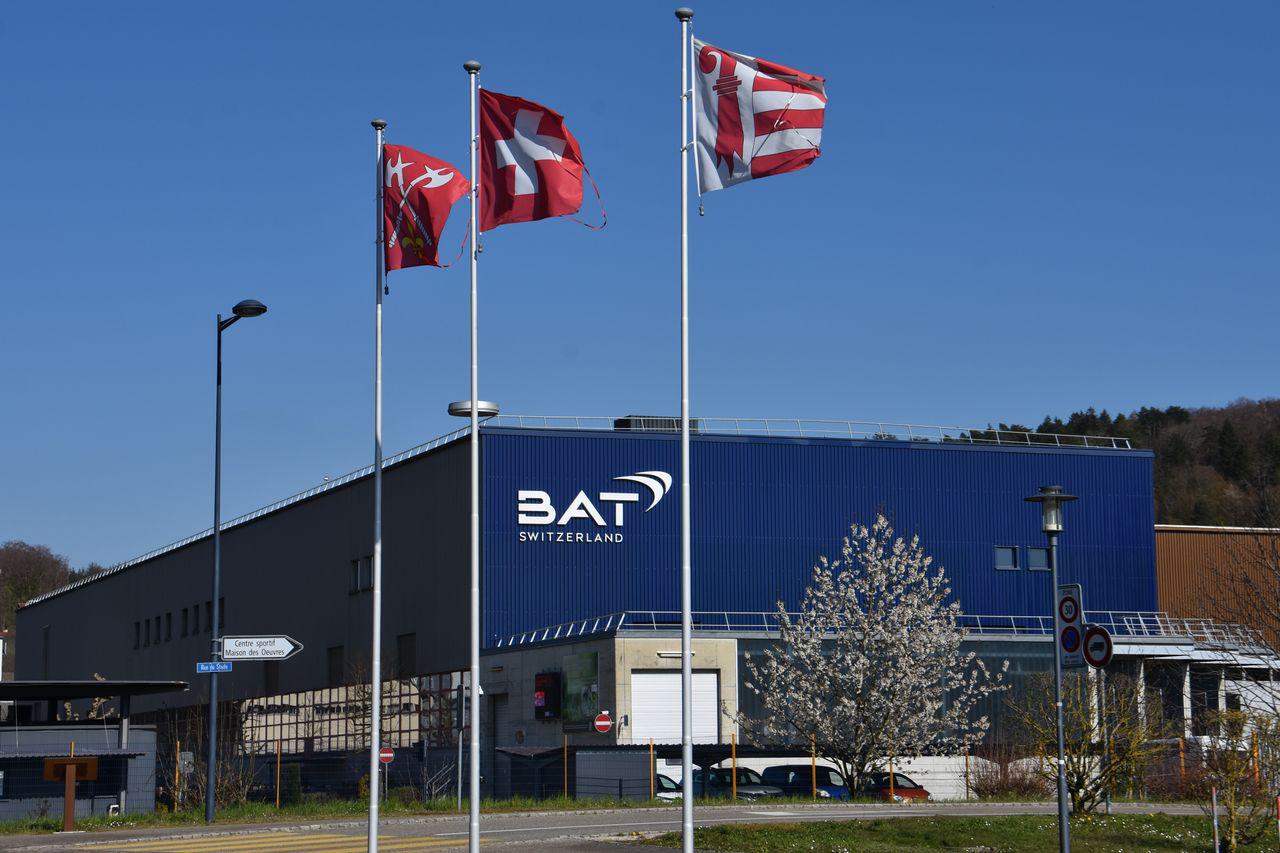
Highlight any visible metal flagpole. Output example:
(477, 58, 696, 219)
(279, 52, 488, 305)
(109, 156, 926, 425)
(463, 58, 482, 853)
(674, 8, 694, 853)
(367, 116, 387, 853)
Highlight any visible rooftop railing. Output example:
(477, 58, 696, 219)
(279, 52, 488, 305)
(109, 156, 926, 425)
(492, 609, 1267, 651)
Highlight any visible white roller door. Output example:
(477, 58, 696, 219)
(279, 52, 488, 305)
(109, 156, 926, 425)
(630, 671, 719, 744)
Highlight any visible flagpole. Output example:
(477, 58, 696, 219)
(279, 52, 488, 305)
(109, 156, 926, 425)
(675, 8, 694, 853)
(367, 117, 387, 853)
(463, 57, 482, 853)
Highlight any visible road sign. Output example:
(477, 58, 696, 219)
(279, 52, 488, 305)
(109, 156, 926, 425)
(196, 661, 233, 674)
(1056, 584, 1085, 669)
(593, 712, 613, 734)
(378, 746, 395, 764)
(219, 635, 304, 661)
(1083, 624, 1114, 669)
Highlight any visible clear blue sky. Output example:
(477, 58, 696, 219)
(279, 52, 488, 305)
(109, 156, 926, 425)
(2, 2, 1277, 567)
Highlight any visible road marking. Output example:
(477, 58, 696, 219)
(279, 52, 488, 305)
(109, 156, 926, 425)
(86, 834, 473, 852)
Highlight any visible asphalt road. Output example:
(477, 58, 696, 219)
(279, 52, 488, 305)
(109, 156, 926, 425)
(0, 801, 1207, 852)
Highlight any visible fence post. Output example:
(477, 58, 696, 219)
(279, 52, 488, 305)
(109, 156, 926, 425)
(889, 751, 895, 801)
(174, 738, 181, 813)
(1179, 737, 1186, 787)
(1211, 786, 1220, 852)
(964, 748, 970, 801)
(1253, 733, 1261, 787)
(731, 733, 737, 802)
(275, 735, 282, 808)
(563, 734, 568, 799)
(650, 738, 654, 801)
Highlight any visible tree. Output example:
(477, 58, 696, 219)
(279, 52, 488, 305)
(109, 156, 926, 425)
(0, 541, 74, 630)
(736, 515, 1007, 790)
(1199, 709, 1280, 852)
(1007, 671, 1173, 814)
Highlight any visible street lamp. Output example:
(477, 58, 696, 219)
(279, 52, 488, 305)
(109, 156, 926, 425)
(1025, 484, 1078, 852)
(206, 298, 268, 823)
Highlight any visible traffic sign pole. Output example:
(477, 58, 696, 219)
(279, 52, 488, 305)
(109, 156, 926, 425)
(1049, 533, 1071, 852)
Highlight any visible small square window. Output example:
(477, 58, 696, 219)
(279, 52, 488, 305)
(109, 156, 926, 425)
(182, 608, 189, 637)
(192, 602, 200, 634)
(994, 545, 1019, 571)
(165, 612, 172, 642)
(1028, 547, 1050, 572)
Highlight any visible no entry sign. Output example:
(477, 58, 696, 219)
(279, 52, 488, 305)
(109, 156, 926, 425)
(1083, 624, 1114, 669)
(593, 712, 613, 733)
(378, 746, 395, 764)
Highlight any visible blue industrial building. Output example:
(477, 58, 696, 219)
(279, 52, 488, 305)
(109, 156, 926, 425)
(19, 416, 1268, 801)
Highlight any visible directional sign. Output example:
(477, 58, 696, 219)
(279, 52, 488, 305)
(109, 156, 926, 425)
(196, 661, 233, 674)
(219, 635, 304, 661)
(1083, 624, 1114, 669)
(593, 711, 613, 734)
(1056, 584, 1085, 669)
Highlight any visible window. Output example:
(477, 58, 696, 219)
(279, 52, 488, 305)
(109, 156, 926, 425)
(144, 619, 151, 647)
(396, 633, 417, 679)
(181, 608, 189, 638)
(205, 601, 212, 633)
(1027, 547, 1050, 572)
(192, 603, 199, 634)
(134, 622, 140, 650)
(994, 546, 1019, 571)
(351, 556, 373, 593)
(165, 612, 172, 642)
(327, 646, 346, 687)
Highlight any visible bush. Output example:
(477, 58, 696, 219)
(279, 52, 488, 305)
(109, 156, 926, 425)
(970, 749, 1052, 800)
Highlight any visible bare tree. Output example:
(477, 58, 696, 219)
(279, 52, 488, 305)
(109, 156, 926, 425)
(1008, 671, 1173, 813)
(0, 541, 73, 630)
(1199, 709, 1280, 852)
(736, 515, 1007, 790)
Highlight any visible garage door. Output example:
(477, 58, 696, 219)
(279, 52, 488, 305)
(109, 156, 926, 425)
(630, 671, 719, 744)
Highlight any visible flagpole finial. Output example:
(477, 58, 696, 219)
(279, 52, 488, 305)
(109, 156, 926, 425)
(675, 7, 693, 21)
(371, 119, 387, 130)
(463, 60, 481, 74)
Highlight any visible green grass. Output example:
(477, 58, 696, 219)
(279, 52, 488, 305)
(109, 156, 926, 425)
(643, 814, 1278, 852)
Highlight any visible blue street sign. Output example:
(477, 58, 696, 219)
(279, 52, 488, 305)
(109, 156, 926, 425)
(197, 661, 233, 674)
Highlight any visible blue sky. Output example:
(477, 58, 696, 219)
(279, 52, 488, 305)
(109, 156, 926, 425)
(2, 1, 1277, 567)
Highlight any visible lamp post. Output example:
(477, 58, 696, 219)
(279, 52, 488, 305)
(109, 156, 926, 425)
(206, 298, 267, 823)
(448, 397, 497, 853)
(1025, 484, 1078, 853)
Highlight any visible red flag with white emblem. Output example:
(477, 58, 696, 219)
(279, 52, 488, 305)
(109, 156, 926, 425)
(382, 143, 469, 270)
(478, 90, 586, 231)
(692, 39, 826, 193)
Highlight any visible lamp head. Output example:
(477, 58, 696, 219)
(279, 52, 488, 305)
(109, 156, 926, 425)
(231, 299, 268, 318)
(1024, 485, 1077, 534)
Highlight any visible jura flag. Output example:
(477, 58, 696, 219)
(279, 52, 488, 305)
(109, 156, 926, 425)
(382, 144, 468, 270)
(479, 89, 585, 230)
(692, 39, 826, 193)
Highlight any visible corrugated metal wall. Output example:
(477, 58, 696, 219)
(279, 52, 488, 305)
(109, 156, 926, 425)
(483, 429, 1156, 645)
(1156, 526, 1280, 649)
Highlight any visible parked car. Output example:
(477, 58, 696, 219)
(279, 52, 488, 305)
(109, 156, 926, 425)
(760, 764, 850, 799)
(691, 768, 783, 800)
(860, 772, 930, 802)
(655, 773, 682, 801)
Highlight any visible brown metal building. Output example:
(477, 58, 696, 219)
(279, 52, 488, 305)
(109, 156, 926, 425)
(1156, 524, 1280, 651)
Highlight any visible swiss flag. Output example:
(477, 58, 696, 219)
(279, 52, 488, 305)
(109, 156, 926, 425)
(382, 144, 468, 270)
(479, 90, 585, 231)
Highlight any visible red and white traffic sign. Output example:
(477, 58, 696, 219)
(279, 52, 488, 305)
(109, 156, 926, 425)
(593, 712, 613, 734)
(1056, 584, 1085, 669)
(1083, 624, 1114, 669)
(378, 746, 395, 764)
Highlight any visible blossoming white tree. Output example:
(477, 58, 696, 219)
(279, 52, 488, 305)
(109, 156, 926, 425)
(737, 515, 1007, 790)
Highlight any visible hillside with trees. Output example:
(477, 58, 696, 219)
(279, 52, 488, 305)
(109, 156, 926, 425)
(993, 398, 1280, 527)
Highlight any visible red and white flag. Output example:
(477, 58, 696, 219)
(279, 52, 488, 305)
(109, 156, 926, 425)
(479, 89, 586, 230)
(382, 144, 469, 270)
(692, 39, 827, 193)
